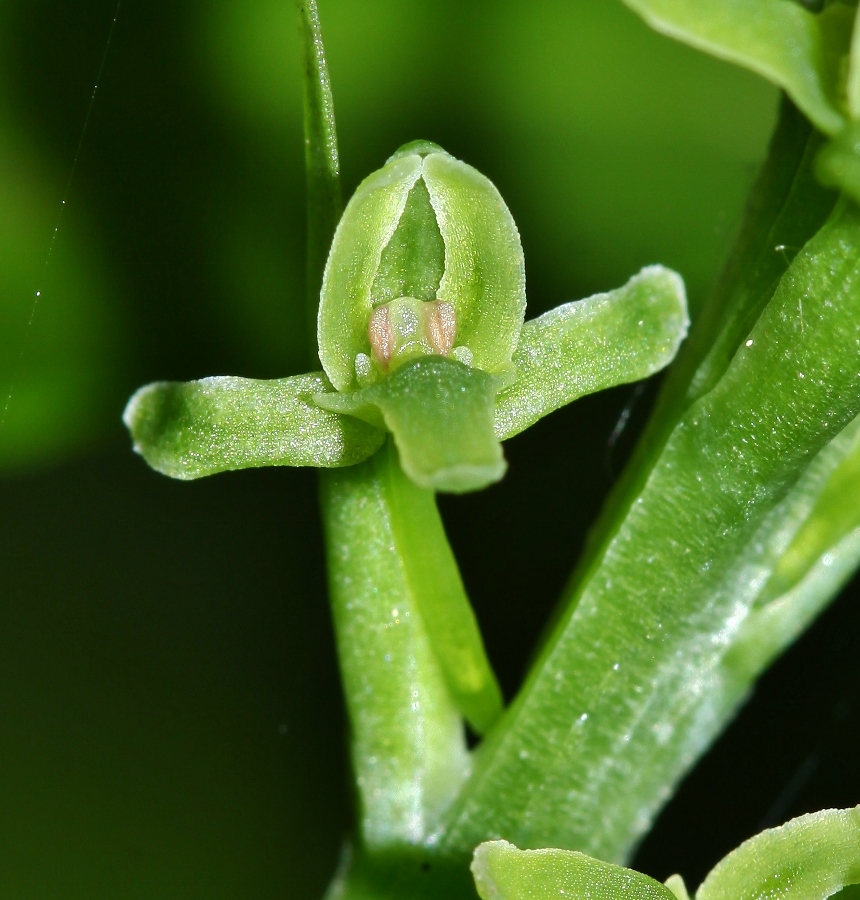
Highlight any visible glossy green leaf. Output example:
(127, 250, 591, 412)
(381, 439, 503, 734)
(436, 200, 860, 863)
(494, 265, 688, 441)
(317, 146, 526, 390)
(123, 373, 384, 479)
(620, 0, 853, 136)
(321, 459, 470, 848)
(697, 807, 860, 900)
(471, 841, 676, 900)
(317, 356, 506, 493)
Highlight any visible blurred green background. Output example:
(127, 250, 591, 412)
(1, 1, 858, 897)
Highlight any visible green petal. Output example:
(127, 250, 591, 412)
(495, 265, 688, 441)
(471, 841, 677, 900)
(318, 146, 527, 391)
(620, 0, 852, 136)
(424, 151, 527, 374)
(697, 807, 860, 900)
(123, 372, 384, 479)
(318, 153, 424, 390)
(316, 356, 507, 493)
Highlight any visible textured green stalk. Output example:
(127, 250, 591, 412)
(297, 0, 341, 366)
(321, 459, 470, 848)
(435, 200, 860, 863)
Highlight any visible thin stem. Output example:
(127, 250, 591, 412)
(296, 0, 342, 366)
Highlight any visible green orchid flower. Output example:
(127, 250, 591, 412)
(124, 142, 689, 495)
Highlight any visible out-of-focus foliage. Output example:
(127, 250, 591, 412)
(0, 23, 120, 468)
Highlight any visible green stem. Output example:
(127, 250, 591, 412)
(321, 460, 470, 849)
(296, 0, 342, 365)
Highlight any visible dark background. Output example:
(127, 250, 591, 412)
(0, 1, 857, 897)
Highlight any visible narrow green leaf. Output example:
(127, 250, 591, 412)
(437, 200, 860, 863)
(123, 373, 384, 479)
(758, 412, 860, 605)
(321, 459, 470, 848)
(318, 153, 424, 390)
(317, 357, 507, 493)
(697, 807, 860, 900)
(471, 841, 677, 900)
(494, 266, 688, 441)
(576, 101, 833, 631)
(620, 0, 852, 136)
(727, 524, 860, 683)
(382, 439, 504, 734)
(296, 0, 342, 364)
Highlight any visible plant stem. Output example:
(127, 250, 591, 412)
(296, 0, 342, 366)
